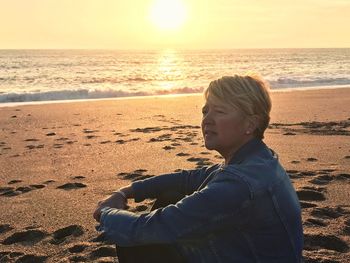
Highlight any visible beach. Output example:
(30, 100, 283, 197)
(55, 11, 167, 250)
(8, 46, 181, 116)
(0, 87, 350, 262)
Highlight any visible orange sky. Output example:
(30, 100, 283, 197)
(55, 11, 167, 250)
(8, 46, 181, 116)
(0, 0, 349, 49)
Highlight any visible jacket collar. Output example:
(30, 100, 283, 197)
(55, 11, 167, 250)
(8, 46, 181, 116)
(228, 138, 266, 165)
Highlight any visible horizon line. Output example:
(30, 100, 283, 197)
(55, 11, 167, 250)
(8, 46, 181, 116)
(0, 47, 349, 51)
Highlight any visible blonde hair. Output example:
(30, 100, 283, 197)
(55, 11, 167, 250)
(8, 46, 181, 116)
(204, 74, 272, 139)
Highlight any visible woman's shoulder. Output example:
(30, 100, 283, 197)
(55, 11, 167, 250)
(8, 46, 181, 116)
(219, 157, 287, 192)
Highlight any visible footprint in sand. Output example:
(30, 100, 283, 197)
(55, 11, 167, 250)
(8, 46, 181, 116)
(55, 137, 69, 142)
(21, 185, 44, 192)
(306, 157, 318, 162)
(83, 129, 99, 134)
(2, 147, 11, 150)
(303, 234, 349, 253)
(66, 255, 88, 262)
(72, 176, 85, 180)
(311, 206, 346, 220)
(8, 179, 22, 184)
(296, 189, 326, 201)
(287, 170, 317, 180)
(117, 170, 154, 182)
(319, 168, 337, 173)
(299, 201, 317, 209)
(0, 251, 26, 262)
(115, 139, 126, 144)
(0, 224, 13, 234)
(26, 144, 44, 150)
(0, 187, 19, 197)
(0, 186, 15, 193)
(90, 246, 116, 259)
(149, 133, 172, 142)
(57, 183, 87, 190)
(335, 173, 350, 180)
(134, 169, 147, 173)
(130, 127, 163, 133)
(2, 229, 48, 245)
(187, 157, 213, 168)
(343, 218, 350, 236)
(68, 242, 90, 253)
(24, 138, 39, 142)
(305, 218, 328, 227)
(86, 135, 98, 139)
(163, 145, 175, 150)
(90, 232, 107, 243)
(187, 157, 208, 163)
(309, 174, 334, 185)
(16, 254, 48, 263)
(0, 184, 45, 197)
(286, 170, 300, 179)
(30, 184, 46, 189)
(283, 132, 296, 136)
(43, 179, 56, 184)
(302, 186, 326, 192)
(176, 152, 190, 157)
(299, 171, 317, 177)
(0, 252, 47, 263)
(50, 225, 84, 244)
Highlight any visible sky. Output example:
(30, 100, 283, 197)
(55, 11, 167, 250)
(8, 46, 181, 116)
(0, 0, 349, 49)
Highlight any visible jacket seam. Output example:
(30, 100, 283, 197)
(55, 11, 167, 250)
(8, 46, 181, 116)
(268, 186, 299, 262)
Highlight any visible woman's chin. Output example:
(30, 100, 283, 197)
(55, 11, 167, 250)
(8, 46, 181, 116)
(204, 142, 215, 151)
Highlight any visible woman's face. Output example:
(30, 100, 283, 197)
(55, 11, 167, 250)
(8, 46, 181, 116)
(201, 99, 251, 159)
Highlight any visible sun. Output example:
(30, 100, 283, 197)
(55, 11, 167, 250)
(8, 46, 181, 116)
(149, 0, 187, 31)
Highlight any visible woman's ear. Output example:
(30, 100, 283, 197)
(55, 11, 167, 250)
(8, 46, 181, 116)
(245, 115, 259, 135)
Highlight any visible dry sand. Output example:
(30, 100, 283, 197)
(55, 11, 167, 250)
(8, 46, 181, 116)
(0, 88, 350, 262)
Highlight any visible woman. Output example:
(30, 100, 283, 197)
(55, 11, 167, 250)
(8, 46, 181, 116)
(93, 74, 303, 262)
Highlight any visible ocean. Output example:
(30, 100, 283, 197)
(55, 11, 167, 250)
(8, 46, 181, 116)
(0, 48, 349, 104)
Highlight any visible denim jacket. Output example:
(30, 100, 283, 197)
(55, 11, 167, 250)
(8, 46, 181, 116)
(98, 139, 303, 262)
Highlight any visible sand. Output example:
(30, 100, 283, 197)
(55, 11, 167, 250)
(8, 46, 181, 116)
(0, 88, 350, 262)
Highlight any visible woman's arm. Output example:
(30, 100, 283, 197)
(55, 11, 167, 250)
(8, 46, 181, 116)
(98, 169, 252, 246)
(93, 164, 221, 222)
(131, 164, 221, 203)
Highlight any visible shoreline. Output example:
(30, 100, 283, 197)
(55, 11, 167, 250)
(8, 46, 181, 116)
(1, 85, 350, 108)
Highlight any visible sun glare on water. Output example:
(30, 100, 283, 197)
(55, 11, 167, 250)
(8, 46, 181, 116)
(150, 0, 187, 31)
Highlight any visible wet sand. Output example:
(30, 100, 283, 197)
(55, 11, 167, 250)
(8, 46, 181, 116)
(0, 88, 350, 262)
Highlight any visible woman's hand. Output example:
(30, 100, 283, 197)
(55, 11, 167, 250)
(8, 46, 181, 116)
(93, 191, 127, 222)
